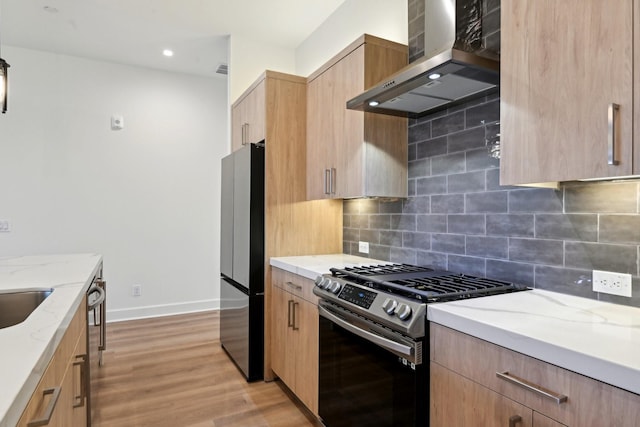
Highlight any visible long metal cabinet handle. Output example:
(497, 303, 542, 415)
(241, 123, 247, 145)
(73, 354, 87, 408)
(330, 168, 336, 194)
(608, 103, 620, 165)
(292, 302, 299, 330)
(27, 387, 62, 427)
(287, 299, 294, 328)
(324, 169, 330, 195)
(496, 371, 568, 404)
(318, 305, 413, 357)
(509, 415, 522, 427)
(286, 281, 302, 291)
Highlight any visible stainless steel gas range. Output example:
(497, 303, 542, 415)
(313, 264, 527, 427)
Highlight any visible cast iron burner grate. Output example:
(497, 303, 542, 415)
(330, 263, 525, 302)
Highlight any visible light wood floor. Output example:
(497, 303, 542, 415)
(91, 311, 319, 427)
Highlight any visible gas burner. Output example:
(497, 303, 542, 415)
(329, 263, 526, 302)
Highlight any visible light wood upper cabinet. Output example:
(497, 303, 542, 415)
(18, 297, 88, 427)
(307, 34, 408, 199)
(500, 0, 636, 185)
(271, 268, 319, 415)
(231, 80, 266, 152)
(430, 323, 640, 427)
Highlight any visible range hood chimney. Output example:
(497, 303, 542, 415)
(347, 0, 499, 118)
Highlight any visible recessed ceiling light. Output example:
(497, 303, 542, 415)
(369, 101, 380, 107)
(428, 73, 442, 80)
(162, 49, 174, 57)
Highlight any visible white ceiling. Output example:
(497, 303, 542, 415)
(0, 0, 347, 78)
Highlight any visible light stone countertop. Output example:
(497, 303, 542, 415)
(270, 253, 390, 280)
(428, 289, 640, 395)
(0, 253, 103, 427)
(271, 255, 640, 395)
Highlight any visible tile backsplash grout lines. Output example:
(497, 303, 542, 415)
(343, 1, 639, 307)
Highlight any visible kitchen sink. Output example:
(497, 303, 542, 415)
(0, 289, 53, 329)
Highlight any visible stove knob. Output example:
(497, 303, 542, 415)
(319, 278, 331, 289)
(382, 298, 398, 315)
(396, 303, 412, 321)
(314, 276, 323, 286)
(329, 281, 342, 294)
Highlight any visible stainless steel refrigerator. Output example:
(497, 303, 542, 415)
(220, 143, 264, 382)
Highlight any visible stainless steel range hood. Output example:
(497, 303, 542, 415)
(347, 0, 499, 118)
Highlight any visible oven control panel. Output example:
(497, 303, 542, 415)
(338, 284, 377, 309)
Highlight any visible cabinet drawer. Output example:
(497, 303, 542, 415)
(431, 323, 640, 427)
(272, 267, 318, 305)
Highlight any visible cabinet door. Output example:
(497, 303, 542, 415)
(271, 285, 295, 387)
(500, 0, 633, 184)
(245, 80, 266, 144)
(307, 68, 337, 200)
(334, 45, 366, 199)
(291, 296, 319, 415)
(231, 81, 266, 152)
(431, 362, 533, 427)
(231, 101, 245, 152)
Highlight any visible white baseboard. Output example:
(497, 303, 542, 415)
(106, 299, 220, 323)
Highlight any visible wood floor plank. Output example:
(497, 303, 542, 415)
(91, 311, 319, 427)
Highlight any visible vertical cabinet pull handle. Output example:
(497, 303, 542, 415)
(27, 387, 61, 427)
(241, 123, 250, 145)
(287, 299, 294, 328)
(73, 354, 87, 408)
(497, 371, 568, 404)
(608, 103, 620, 165)
(292, 302, 300, 331)
(509, 415, 522, 427)
(330, 168, 336, 195)
(324, 169, 330, 195)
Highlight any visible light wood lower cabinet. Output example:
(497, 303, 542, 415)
(18, 296, 88, 427)
(271, 268, 318, 415)
(430, 323, 640, 427)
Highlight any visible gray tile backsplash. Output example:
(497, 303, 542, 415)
(342, 0, 640, 307)
(343, 92, 640, 306)
(343, 93, 640, 307)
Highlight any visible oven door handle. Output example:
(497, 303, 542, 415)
(318, 305, 414, 357)
(87, 283, 105, 310)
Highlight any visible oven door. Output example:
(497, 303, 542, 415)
(318, 303, 427, 427)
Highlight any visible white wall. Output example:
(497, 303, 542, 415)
(228, 0, 407, 102)
(0, 46, 229, 321)
(295, 0, 408, 77)
(229, 35, 296, 103)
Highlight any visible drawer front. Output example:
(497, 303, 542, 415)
(272, 268, 318, 305)
(431, 323, 640, 427)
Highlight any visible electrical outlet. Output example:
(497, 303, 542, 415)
(132, 284, 142, 297)
(592, 270, 632, 297)
(358, 241, 369, 254)
(0, 220, 10, 232)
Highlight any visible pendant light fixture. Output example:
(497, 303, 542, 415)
(0, 1, 9, 114)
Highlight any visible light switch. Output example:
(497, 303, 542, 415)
(111, 114, 124, 130)
(0, 220, 10, 232)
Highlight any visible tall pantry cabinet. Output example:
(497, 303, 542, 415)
(229, 71, 342, 380)
(306, 34, 408, 199)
